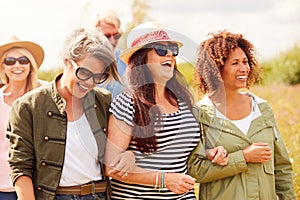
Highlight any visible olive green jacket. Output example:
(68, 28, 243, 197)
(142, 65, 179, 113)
(188, 93, 296, 200)
(7, 74, 111, 200)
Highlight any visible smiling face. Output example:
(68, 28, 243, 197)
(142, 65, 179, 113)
(66, 56, 106, 99)
(221, 47, 250, 91)
(146, 42, 177, 85)
(2, 49, 31, 84)
(98, 20, 120, 50)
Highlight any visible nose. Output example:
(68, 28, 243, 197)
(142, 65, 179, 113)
(108, 37, 118, 47)
(85, 76, 96, 87)
(165, 49, 173, 57)
(239, 63, 250, 72)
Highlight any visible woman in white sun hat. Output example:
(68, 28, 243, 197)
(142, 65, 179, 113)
(0, 36, 44, 200)
(104, 21, 228, 199)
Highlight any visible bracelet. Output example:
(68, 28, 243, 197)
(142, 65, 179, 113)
(160, 171, 165, 189)
(154, 171, 159, 189)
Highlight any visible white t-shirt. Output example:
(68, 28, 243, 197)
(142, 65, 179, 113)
(216, 96, 262, 135)
(59, 114, 102, 186)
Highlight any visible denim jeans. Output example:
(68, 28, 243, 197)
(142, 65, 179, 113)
(0, 191, 17, 200)
(55, 192, 106, 200)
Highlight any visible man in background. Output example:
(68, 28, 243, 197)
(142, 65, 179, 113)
(93, 9, 127, 98)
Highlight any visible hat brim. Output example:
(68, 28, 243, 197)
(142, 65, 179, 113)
(120, 40, 183, 64)
(0, 41, 44, 68)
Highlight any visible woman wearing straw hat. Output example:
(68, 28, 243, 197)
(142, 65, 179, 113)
(6, 28, 120, 200)
(104, 21, 228, 199)
(0, 36, 45, 200)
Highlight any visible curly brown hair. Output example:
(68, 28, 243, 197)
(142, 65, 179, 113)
(194, 30, 262, 94)
(127, 44, 194, 153)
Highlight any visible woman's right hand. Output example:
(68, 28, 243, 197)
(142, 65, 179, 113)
(164, 173, 196, 194)
(242, 143, 272, 163)
(107, 150, 136, 178)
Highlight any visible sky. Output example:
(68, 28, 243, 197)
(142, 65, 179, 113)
(0, 0, 299, 71)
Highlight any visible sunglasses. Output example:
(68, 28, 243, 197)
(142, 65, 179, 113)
(70, 60, 109, 84)
(3, 56, 30, 66)
(105, 33, 122, 40)
(151, 43, 179, 57)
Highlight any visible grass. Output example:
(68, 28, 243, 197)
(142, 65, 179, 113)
(251, 84, 300, 198)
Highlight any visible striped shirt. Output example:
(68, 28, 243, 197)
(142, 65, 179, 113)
(109, 92, 200, 199)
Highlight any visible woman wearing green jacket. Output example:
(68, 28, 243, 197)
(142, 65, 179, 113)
(7, 27, 120, 200)
(188, 30, 296, 200)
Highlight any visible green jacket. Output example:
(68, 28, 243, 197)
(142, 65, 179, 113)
(7, 74, 111, 200)
(188, 93, 296, 200)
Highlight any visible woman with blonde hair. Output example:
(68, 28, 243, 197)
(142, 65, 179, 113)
(7, 27, 120, 200)
(0, 36, 45, 200)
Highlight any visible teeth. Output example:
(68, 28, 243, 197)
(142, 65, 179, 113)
(237, 75, 247, 80)
(79, 83, 88, 90)
(161, 61, 172, 67)
(162, 61, 171, 65)
(13, 70, 23, 74)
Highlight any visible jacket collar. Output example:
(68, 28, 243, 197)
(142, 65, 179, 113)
(194, 92, 276, 137)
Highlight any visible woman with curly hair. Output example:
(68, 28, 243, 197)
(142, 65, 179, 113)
(188, 30, 296, 200)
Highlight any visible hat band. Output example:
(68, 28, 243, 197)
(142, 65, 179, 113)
(131, 30, 171, 48)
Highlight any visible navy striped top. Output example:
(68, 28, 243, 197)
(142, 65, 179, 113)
(109, 92, 200, 199)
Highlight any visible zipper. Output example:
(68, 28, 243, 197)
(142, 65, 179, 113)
(273, 127, 279, 142)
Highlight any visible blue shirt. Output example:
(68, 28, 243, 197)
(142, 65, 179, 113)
(99, 49, 127, 99)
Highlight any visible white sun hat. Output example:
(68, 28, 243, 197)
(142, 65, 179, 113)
(119, 21, 183, 64)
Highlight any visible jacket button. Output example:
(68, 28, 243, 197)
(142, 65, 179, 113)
(103, 128, 107, 132)
(41, 162, 46, 167)
(44, 136, 49, 141)
(37, 187, 42, 191)
(94, 104, 97, 109)
(47, 111, 52, 117)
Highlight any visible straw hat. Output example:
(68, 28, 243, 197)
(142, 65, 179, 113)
(119, 21, 183, 64)
(0, 36, 44, 68)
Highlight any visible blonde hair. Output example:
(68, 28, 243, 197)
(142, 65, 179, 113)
(61, 27, 120, 84)
(92, 9, 122, 33)
(0, 47, 41, 92)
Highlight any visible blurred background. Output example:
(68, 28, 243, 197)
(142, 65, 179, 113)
(1, 0, 299, 198)
(0, 0, 299, 85)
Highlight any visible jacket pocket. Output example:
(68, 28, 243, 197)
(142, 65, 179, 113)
(263, 161, 274, 175)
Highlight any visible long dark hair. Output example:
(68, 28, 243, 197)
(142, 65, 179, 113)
(127, 44, 194, 153)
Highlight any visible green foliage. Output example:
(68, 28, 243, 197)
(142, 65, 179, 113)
(38, 68, 63, 82)
(177, 62, 194, 85)
(261, 44, 300, 85)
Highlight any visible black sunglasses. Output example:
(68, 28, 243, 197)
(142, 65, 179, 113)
(152, 43, 179, 57)
(3, 56, 30, 66)
(71, 60, 109, 84)
(105, 33, 122, 40)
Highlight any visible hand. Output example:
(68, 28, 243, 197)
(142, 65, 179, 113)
(164, 173, 196, 194)
(206, 146, 228, 166)
(107, 150, 136, 178)
(242, 143, 272, 163)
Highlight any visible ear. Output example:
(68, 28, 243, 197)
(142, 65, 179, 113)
(63, 58, 72, 69)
